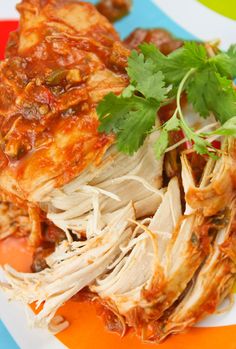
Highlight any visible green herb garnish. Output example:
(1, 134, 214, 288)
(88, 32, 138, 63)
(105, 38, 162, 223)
(97, 42, 236, 158)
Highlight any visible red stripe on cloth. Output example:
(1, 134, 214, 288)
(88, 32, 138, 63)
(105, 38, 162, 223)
(0, 20, 19, 59)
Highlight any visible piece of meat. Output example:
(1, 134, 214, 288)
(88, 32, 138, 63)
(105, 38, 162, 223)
(186, 151, 235, 216)
(91, 155, 212, 333)
(46, 132, 163, 240)
(96, 0, 132, 22)
(2, 203, 135, 327)
(0, 0, 129, 204)
(91, 177, 182, 317)
(124, 28, 183, 55)
(152, 208, 236, 342)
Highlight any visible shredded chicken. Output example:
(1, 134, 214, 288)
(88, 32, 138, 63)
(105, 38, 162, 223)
(44, 133, 163, 239)
(91, 177, 181, 315)
(157, 209, 236, 341)
(186, 152, 235, 216)
(91, 155, 219, 332)
(2, 203, 135, 327)
(2, 139, 236, 341)
(2, 144, 236, 340)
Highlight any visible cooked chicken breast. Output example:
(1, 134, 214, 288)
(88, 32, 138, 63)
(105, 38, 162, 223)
(0, 0, 129, 203)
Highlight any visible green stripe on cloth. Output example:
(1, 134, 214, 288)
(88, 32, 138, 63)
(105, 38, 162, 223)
(198, 0, 236, 20)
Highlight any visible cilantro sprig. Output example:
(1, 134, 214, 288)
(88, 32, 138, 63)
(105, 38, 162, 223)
(97, 42, 236, 158)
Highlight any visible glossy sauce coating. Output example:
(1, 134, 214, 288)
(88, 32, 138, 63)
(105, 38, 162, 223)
(0, 0, 129, 203)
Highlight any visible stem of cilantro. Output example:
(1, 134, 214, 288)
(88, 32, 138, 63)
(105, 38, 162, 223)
(149, 69, 196, 137)
(176, 68, 196, 130)
(174, 67, 218, 157)
(153, 66, 219, 158)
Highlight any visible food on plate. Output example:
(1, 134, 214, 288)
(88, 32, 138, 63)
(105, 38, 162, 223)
(0, 0, 236, 343)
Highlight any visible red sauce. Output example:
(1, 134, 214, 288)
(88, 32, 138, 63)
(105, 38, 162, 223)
(0, 1, 128, 201)
(0, 236, 33, 272)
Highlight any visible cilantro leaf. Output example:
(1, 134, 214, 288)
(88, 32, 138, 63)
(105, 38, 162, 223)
(211, 116, 236, 136)
(154, 110, 216, 159)
(227, 44, 236, 77)
(126, 50, 155, 83)
(97, 93, 135, 133)
(97, 40, 236, 160)
(121, 85, 135, 98)
(97, 47, 169, 155)
(187, 67, 236, 123)
(180, 120, 212, 156)
(183, 41, 208, 67)
(154, 114, 181, 158)
(211, 44, 236, 78)
(98, 93, 160, 155)
(116, 98, 158, 154)
(126, 51, 168, 100)
(140, 41, 207, 85)
(187, 67, 211, 118)
(137, 71, 168, 100)
(164, 113, 181, 131)
(154, 130, 169, 159)
(212, 74, 236, 123)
